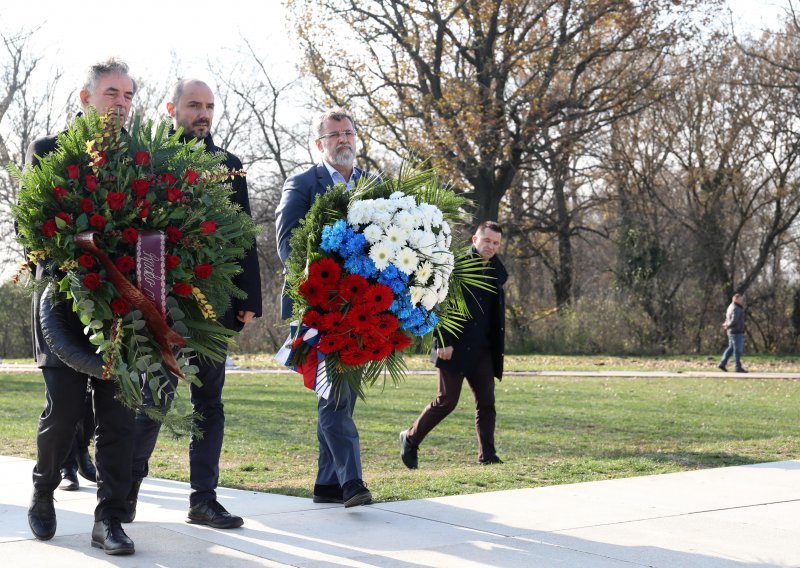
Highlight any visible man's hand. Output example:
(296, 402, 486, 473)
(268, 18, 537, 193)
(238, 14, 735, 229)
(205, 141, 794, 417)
(237, 311, 255, 325)
(436, 345, 454, 361)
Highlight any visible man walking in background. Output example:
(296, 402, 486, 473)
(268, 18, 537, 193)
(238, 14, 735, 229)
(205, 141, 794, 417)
(719, 293, 747, 373)
(400, 221, 508, 468)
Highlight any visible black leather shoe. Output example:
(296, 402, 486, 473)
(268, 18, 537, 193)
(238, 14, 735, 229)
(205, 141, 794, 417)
(342, 479, 372, 508)
(736, 367, 748, 373)
(121, 478, 142, 523)
(91, 518, 134, 555)
(717, 363, 727, 372)
(58, 466, 79, 491)
(479, 456, 504, 465)
(77, 448, 97, 482)
(187, 500, 244, 529)
(399, 430, 419, 469)
(313, 483, 343, 504)
(28, 490, 56, 540)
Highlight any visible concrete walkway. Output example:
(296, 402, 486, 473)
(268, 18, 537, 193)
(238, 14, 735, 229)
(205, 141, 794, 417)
(1, 455, 798, 567)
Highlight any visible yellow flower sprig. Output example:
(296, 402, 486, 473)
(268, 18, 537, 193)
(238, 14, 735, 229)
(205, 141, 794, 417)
(192, 287, 216, 320)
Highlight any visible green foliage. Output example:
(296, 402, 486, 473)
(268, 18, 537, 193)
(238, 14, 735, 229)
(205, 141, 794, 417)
(9, 111, 258, 431)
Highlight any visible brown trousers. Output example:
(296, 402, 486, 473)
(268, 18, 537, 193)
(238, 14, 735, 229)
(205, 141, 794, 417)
(407, 346, 497, 461)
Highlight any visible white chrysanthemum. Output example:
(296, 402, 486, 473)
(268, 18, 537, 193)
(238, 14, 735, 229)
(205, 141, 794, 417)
(407, 228, 425, 248)
(421, 288, 439, 311)
(417, 230, 436, 250)
(409, 285, 425, 306)
(369, 242, 394, 270)
(415, 261, 434, 286)
(348, 201, 372, 226)
(394, 247, 419, 275)
(394, 210, 415, 231)
(433, 271, 444, 291)
(363, 223, 384, 244)
(371, 209, 393, 228)
(436, 232, 447, 249)
(440, 220, 451, 235)
(434, 251, 455, 275)
(416, 203, 437, 225)
(383, 224, 409, 250)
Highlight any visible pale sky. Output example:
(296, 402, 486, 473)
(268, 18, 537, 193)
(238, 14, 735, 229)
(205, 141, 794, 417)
(0, 0, 297, 98)
(0, 0, 790, 110)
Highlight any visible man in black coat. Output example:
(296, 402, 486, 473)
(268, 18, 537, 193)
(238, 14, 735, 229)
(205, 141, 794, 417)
(25, 58, 137, 555)
(127, 79, 262, 529)
(400, 221, 507, 467)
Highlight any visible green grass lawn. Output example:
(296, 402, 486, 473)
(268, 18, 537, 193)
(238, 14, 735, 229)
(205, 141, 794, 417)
(2, 367, 799, 502)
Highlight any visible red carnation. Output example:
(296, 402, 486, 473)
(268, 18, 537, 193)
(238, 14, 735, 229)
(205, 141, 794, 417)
(309, 257, 342, 286)
(41, 219, 57, 237)
(84, 174, 98, 192)
(172, 282, 193, 297)
(52, 185, 68, 200)
(121, 227, 139, 244)
(160, 172, 178, 186)
(131, 178, 150, 197)
(67, 164, 80, 179)
(55, 212, 72, 226)
(83, 272, 102, 290)
(339, 274, 369, 302)
(134, 151, 151, 166)
(359, 283, 394, 314)
(388, 331, 412, 351)
(183, 169, 199, 185)
(165, 226, 182, 243)
(111, 297, 131, 315)
(200, 220, 217, 235)
(78, 254, 95, 268)
(106, 191, 126, 210)
(114, 255, 135, 273)
(79, 198, 94, 213)
(302, 310, 324, 329)
(164, 255, 180, 270)
(193, 263, 212, 279)
(89, 214, 107, 230)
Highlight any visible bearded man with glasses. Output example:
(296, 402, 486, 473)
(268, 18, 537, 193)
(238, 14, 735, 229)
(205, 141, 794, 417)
(275, 108, 374, 508)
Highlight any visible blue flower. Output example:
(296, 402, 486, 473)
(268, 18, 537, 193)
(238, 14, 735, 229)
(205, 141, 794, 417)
(321, 219, 349, 253)
(344, 253, 378, 279)
(342, 231, 367, 258)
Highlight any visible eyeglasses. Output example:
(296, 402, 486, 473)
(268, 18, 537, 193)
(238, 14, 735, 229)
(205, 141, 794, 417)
(318, 130, 357, 140)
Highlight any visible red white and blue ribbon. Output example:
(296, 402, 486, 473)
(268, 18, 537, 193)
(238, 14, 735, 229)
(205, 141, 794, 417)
(275, 322, 331, 399)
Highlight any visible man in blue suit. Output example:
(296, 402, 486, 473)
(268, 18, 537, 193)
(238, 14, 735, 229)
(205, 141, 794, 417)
(275, 108, 372, 508)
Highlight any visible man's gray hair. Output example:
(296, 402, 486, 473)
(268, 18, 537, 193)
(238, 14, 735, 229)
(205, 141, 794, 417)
(315, 107, 356, 137)
(82, 58, 136, 94)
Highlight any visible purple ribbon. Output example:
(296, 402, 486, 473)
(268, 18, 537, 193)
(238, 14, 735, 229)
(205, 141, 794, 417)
(137, 230, 166, 316)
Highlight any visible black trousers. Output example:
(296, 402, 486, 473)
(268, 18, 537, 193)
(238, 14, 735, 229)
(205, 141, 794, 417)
(132, 356, 227, 507)
(407, 346, 498, 461)
(33, 366, 135, 521)
(60, 384, 94, 470)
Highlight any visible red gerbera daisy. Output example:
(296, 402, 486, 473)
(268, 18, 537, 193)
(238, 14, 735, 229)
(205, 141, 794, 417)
(317, 333, 349, 354)
(359, 283, 394, 314)
(388, 331, 412, 351)
(309, 257, 342, 286)
(344, 305, 374, 333)
(338, 274, 369, 302)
